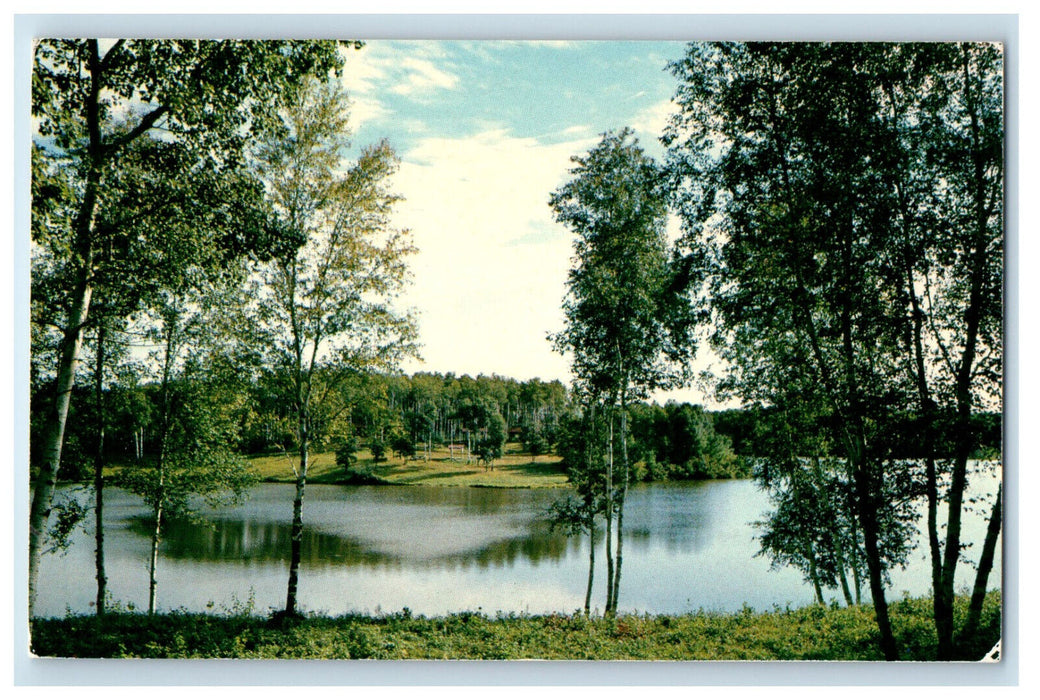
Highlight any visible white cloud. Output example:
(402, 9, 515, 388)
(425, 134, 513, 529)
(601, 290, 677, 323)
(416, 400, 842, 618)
(338, 42, 459, 132)
(629, 97, 676, 145)
(559, 124, 592, 137)
(344, 94, 390, 134)
(338, 44, 389, 95)
(388, 126, 723, 407)
(390, 56, 460, 97)
(391, 129, 597, 382)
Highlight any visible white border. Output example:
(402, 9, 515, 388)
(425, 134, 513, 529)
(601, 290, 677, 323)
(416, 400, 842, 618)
(8, 11, 1024, 689)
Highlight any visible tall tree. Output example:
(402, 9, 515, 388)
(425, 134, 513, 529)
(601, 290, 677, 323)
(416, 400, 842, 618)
(114, 292, 258, 614)
(884, 43, 1004, 658)
(252, 77, 417, 619)
(664, 41, 1003, 659)
(29, 38, 347, 616)
(550, 129, 692, 614)
(34, 126, 301, 615)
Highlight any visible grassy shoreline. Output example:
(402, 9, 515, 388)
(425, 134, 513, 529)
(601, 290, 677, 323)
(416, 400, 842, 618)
(248, 442, 571, 489)
(30, 591, 1000, 661)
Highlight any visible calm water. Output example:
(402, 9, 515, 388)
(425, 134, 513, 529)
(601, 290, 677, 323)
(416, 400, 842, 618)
(35, 465, 1002, 618)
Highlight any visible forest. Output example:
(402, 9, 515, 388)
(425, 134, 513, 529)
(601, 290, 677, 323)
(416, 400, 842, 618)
(28, 39, 1003, 662)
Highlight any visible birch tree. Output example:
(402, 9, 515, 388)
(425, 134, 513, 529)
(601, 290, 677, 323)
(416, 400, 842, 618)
(253, 77, 417, 619)
(29, 38, 346, 616)
(550, 129, 692, 615)
(114, 286, 258, 614)
(664, 41, 1003, 659)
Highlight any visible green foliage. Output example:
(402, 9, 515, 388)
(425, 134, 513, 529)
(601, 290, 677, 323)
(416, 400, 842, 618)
(369, 438, 386, 462)
(549, 128, 692, 400)
(334, 435, 360, 470)
(550, 129, 701, 613)
(554, 409, 608, 495)
(519, 421, 552, 458)
(664, 41, 1004, 659)
(474, 411, 507, 467)
(30, 591, 1000, 661)
(333, 432, 389, 483)
(113, 370, 259, 522)
(389, 433, 416, 460)
(545, 495, 595, 537)
(45, 494, 89, 554)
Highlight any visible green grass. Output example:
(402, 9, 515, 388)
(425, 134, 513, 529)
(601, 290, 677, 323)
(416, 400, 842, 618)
(30, 591, 1000, 660)
(248, 442, 569, 488)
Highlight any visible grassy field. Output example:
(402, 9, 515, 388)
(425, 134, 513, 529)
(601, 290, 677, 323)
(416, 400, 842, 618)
(248, 442, 570, 488)
(30, 591, 1001, 660)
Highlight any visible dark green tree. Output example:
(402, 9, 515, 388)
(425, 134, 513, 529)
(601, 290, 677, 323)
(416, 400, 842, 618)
(369, 438, 387, 463)
(664, 41, 1003, 659)
(390, 433, 417, 460)
(474, 410, 507, 469)
(550, 129, 694, 615)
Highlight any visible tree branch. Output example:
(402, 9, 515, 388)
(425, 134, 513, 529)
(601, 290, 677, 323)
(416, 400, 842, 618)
(103, 105, 170, 157)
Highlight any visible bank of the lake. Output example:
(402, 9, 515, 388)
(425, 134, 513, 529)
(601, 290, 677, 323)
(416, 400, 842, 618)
(31, 591, 1000, 661)
(248, 443, 572, 488)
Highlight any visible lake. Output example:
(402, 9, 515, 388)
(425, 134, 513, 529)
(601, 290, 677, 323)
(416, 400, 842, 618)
(34, 465, 1002, 618)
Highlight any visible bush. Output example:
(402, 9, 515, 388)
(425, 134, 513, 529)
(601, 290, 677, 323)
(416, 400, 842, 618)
(340, 465, 385, 485)
(335, 436, 360, 470)
(369, 438, 386, 462)
(390, 434, 415, 460)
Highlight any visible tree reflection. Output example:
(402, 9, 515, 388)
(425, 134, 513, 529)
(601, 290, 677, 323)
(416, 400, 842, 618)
(135, 514, 581, 571)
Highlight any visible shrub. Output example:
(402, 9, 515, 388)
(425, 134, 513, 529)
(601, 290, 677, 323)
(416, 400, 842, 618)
(335, 436, 360, 470)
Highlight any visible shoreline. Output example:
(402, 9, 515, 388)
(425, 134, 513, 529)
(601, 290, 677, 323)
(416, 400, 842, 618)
(29, 591, 1001, 661)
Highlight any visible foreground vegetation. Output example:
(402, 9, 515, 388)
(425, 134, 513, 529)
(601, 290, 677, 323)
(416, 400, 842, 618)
(31, 591, 999, 661)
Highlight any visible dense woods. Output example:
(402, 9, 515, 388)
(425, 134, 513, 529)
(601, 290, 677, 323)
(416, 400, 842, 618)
(31, 368, 772, 481)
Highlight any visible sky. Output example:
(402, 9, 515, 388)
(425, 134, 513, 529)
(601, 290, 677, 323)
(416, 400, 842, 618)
(333, 40, 719, 405)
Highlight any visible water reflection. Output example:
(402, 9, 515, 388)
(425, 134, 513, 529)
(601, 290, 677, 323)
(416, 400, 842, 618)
(34, 472, 1001, 618)
(148, 514, 578, 571)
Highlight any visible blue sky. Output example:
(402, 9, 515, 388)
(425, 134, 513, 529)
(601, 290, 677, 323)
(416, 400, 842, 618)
(334, 40, 719, 404)
(346, 41, 684, 156)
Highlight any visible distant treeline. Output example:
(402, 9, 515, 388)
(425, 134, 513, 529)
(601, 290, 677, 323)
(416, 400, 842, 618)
(32, 371, 569, 480)
(711, 407, 1002, 461)
(31, 368, 999, 483)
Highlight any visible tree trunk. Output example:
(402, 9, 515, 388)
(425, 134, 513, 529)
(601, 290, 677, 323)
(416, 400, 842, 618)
(29, 40, 104, 619)
(830, 535, 853, 607)
(805, 539, 824, 604)
(959, 483, 1001, 650)
(584, 521, 595, 616)
(93, 323, 108, 615)
(855, 464, 900, 660)
(147, 311, 177, 616)
(29, 264, 95, 618)
(603, 410, 615, 616)
(847, 490, 863, 605)
(935, 47, 999, 660)
(148, 499, 163, 615)
(611, 387, 630, 613)
(285, 422, 309, 616)
(812, 457, 853, 606)
(899, 255, 948, 656)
